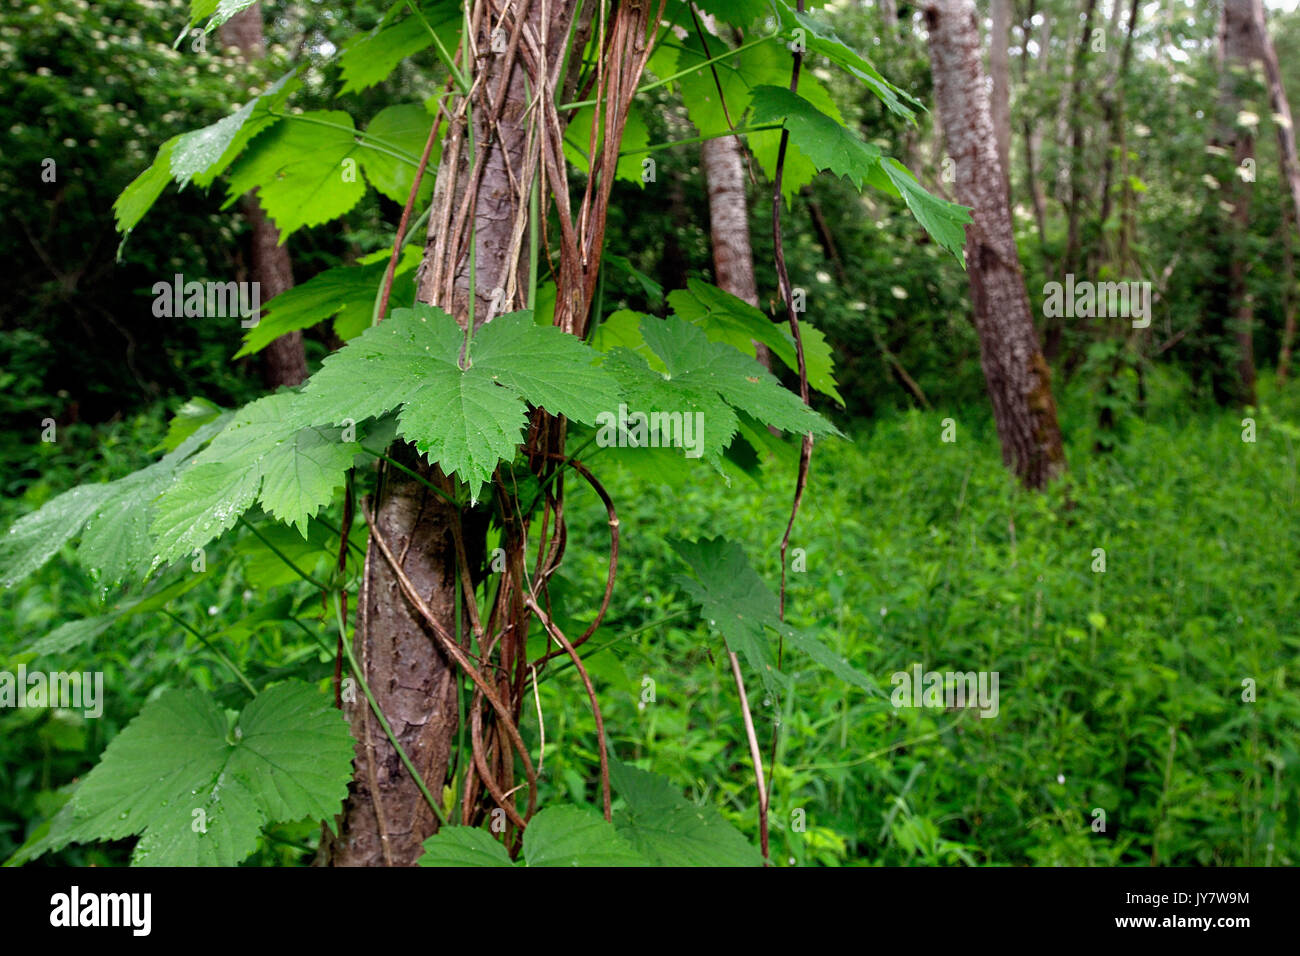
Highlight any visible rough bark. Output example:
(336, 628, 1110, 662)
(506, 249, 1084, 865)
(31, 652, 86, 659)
(1019, 0, 1049, 265)
(1215, 0, 1263, 406)
(323, 457, 474, 866)
(1241, 0, 1300, 378)
(220, 5, 308, 387)
(702, 133, 770, 367)
(924, 0, 1066, 489)
(989, 0, 1012, 201)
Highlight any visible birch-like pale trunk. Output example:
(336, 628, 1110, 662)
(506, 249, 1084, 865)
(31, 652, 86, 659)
(924, 0, 1066, 489)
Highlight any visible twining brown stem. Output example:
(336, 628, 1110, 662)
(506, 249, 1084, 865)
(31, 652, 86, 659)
(361, 499, 538, 826)
(728, 649, 769, 862)
(533, 454, 620, 666)
(766, 0, 815, 855)
(525, 594, 612, 820)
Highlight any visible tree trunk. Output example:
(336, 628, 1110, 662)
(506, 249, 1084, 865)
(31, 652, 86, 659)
(989, 0, 1012, 202)
(323, 0, 583, 866)
(1094, 0, 1139, 273)
(322, 455, 471, 866)
(1280, 208, 1297, 384)
(1241, 0, 1300, 379)
(1244, 0, 1300, 232)
(1061, 0, 1097, 278)
(923, 0, 1066, 489)
(1215, 0, 1263, 406)
(1019, 0, 1050, 266)
(324, 0, 658, 865)
(702, 134, 770, 367)
(220, 5, 308, 387)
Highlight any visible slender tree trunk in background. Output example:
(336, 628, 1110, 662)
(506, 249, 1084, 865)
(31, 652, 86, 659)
(1280, 208, 1297, 384)
(323, 0, 581, 866)
(1215, 0, 1261, 406)
(661, 175, 692, 292)
(880, 0, 899, 36)
(989, 0, 1012, 202)
(1094, 0, 1139, 272)
(702, 134, 771, 368)
(1019, 0, 1050, 266)
(1044, 0, 1094, 360)
(1060, 0, 1097, 280)
(220, 5, 308, 387)
(1244, 0, 1300, 232)
(924, 0, 1066, 489)
(1241, 0, 1300, 381)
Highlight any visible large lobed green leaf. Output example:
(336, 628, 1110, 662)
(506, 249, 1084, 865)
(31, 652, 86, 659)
(296, 305, 621, 499)
(667, 279, 843, 404)
(600, 314, 839, 468)
(152, 392, 362, 561)
(671, 535, 877, 699)
(749, 86, 971, 263)
(609, 759, 763, 866)
(0, 416, 230, 591)
(7, 681, 354, 867)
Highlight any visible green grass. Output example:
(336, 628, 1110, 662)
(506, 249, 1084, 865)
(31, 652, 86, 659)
(542, 373, 1300, 865)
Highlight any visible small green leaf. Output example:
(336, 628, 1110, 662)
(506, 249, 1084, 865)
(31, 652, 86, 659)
(675, 35, 843, 203)
(670, 535, 784, 697)
(750, 86, 971, 263)
(600, 315, 837, 467)
(667, 279, 843, 404)
(225, 111, 370, 239)
(158, 397, 224, 453)
(749, 85, 890, 192)
(880, 159, 972, 265)
(671, 535, 876, 698)
(337, 1, 461, 95)
(359, 104, 440, 205)
(773, 1, 921, 121)
(153, 392, 362, 559)
(189, 0, 260, 35)
(563, 103, 650, 184)
(0, 417, 229, 590)
(610, 759, 762, 866)
(113, 137, 179, 238)
(419, 827, 515, 866)
(236, 247, 420, 358)
(521, 806, 646, 866)
(171, 71, 301, 189)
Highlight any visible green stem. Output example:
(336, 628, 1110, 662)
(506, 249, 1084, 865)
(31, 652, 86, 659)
(238, 515, 330, 591)
(407, 0, 470, 93)
(267, 110, 422, 166)
(162, 609, 258, 697)
(624, 124, 784, 157)
(535, 610, 688, 684)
